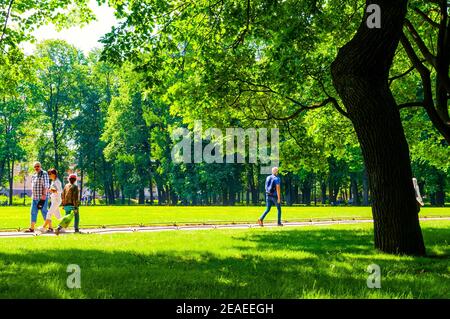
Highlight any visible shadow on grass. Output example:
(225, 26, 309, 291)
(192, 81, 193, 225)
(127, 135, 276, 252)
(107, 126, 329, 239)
(236, 225, 450, 256)
(0, 226, 448, 299)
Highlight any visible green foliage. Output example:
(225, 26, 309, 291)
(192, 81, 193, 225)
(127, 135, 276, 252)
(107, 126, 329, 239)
(31, 40, 86, 172)
(0, 0, 98, 52)
(2, 1, 448, 207)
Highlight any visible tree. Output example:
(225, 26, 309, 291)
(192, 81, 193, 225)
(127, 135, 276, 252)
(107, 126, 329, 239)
(0, 0, 97, 53)
(330, 1, 427, 255)
(33, 40, 84, 172)
(0, 48, 34, 204)
(102, 63, 152, 204)
(74, 50, 117, 204)
(99, 0, 450, 255)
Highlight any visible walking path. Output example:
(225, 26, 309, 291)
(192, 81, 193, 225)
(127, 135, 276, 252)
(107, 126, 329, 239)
(1, 217, 449, 238)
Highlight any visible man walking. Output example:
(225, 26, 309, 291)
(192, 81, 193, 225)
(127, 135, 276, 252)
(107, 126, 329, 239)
(258, 167, 283, 226)
(24, 161, 50, 232)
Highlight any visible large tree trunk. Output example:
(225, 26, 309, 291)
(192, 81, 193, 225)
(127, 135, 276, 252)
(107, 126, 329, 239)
(331, 1, 425, 255)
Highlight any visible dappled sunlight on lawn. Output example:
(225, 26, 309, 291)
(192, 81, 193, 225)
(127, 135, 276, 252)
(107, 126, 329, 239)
(0, 222, 448, 298)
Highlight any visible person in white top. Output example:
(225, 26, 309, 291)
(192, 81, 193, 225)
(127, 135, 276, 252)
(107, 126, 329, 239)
(39, 168, 63, 233)
(413, 177, 424, 212)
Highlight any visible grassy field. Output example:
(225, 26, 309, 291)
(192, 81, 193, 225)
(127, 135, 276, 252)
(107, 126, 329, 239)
(0, 205, 449, 230)
(0, 220, 448, 298)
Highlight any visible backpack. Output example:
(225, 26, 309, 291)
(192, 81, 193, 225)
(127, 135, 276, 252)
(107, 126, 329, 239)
(265, 175, 277, 196)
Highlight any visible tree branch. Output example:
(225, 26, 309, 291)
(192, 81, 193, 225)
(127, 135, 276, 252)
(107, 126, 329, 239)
(233, 78, 310, 107)
(312, 73, 350, 118)
(404, 18, 437, 67)
(231, 0, 251, 49)
(413, 7, 440, 29)
(0, 0, 14, 44)
(398, 101, 424, 109)
(268, 97, 336, 121)
(389, 63, 422, 85)
(401, 32, 450, 142)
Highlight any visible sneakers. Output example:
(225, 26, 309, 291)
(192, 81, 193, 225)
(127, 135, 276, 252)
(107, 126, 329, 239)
(277, 223, 284, 227)
(257, 219, 263, 227)
(55, 226, 64, 236)
(23, 228, 34, 233)
(47, 228, 54, 233)
(37, 226, 47, 233)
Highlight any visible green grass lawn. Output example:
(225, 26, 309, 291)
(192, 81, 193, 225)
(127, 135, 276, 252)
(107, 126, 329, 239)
(0, 220, 448, 298)
(1, 205, 449, 230)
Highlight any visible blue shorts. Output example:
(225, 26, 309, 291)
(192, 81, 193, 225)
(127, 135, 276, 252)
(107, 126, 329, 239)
(30, 198, 49, 223)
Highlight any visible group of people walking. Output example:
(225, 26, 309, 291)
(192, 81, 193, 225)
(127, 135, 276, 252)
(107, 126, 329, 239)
(20, 163, 426, 233)
(24, 161, 80, 234)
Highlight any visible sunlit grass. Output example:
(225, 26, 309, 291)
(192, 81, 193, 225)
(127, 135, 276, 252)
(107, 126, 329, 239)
(0, 206, 449, 230)
(0, 221, 448, 298)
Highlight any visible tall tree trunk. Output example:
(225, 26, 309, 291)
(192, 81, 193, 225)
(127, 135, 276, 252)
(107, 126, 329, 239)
(222, 188, 228, 205)
(321, 181, 327, 204)
(0, 159, 6, 187)
(51, 105, 60, 171)
(8, 158, 14, 206)
(350, 172, 359, 206)
(149, 178, 154, 204)
(138, 188, 145, 204)
(435, 172, 446, 207)
(331, 0, 425, 255)
(430, 193, 436, 206)
(80, 169, 84, 205)
(157, 188, 163, 205)
(301, 174, 312, 206)
(248, 165, 258, 204)
(293, 184, 299, 204)
(285, 173, 292, 206)
(92, 159, 96, 205)
(362, 167, 370, 206)
(121, 185, 125, 205)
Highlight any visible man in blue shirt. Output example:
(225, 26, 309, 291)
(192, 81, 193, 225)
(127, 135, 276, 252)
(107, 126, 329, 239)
(258, 167, 283, 226)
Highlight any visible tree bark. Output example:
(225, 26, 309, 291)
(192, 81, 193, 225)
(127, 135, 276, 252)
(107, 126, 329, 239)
(331, 0, 426, 255)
